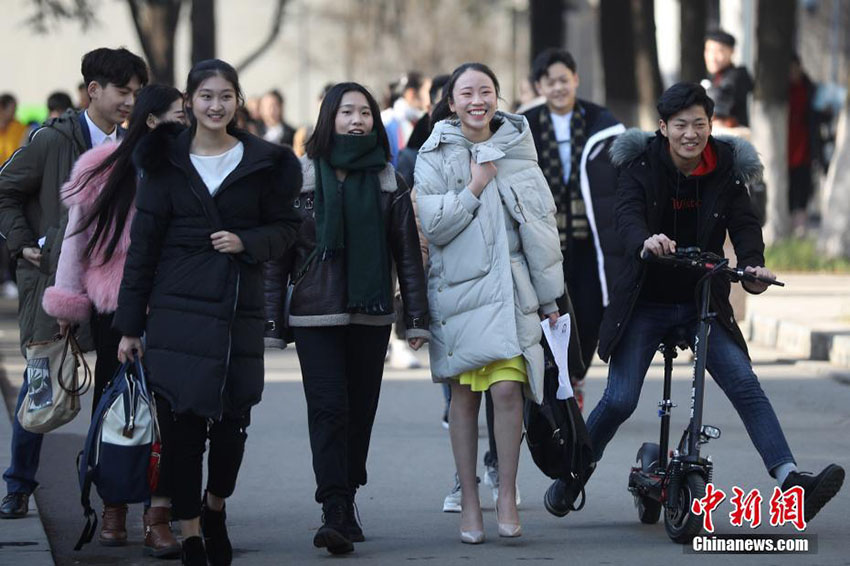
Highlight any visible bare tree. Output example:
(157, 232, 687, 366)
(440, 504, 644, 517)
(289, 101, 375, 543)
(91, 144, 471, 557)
(818, 91, 850, 259)
(600, 0, 663, 127)
(530, 0, 565, 61)
(751, 0, 795, 243)
(26, 0, 289, 86)
(680, 0, 708, 83)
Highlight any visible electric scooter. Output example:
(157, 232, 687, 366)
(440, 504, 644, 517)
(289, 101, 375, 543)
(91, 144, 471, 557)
(627, 248, 784, 543)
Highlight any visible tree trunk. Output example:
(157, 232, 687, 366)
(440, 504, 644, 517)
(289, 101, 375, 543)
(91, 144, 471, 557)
(818, 95, 850, 259)
(126, 0, 182, 86)
(632, 0, 663, 128)
(191, 0, 216, 65)
(752, 0, 795, 243)
(234, 0, 289, 73)
(680, 0, 708, 82)
(600, 0, 637, 126)
(529, 0, 565, 61)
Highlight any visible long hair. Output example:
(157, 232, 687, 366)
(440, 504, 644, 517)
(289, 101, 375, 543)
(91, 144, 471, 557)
(184, 58, 245, 135)
(304, 82, 390, 161)
(430, 63, 501, 132)
(67, 84, 183, 263)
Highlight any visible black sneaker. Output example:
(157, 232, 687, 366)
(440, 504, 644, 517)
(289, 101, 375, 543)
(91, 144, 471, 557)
(345, 497, 365, 542)
(781, 464, 845, 522)
(0, 492, 28, 519)
(201, 499, 232, 566)
(181, 536, 207, 566)
(314, 500, 354, 555)
(544, 479, 575, 518)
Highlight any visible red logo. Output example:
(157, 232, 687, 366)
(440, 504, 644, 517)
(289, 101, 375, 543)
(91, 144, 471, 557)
(769, 486, 807, 531)
(691, 483, 727, 533)
(729, 487, 763, 528)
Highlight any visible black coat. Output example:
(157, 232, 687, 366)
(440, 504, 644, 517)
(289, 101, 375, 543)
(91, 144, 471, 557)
(705, 65, 753, 127)
(524, 100, 626, 306)
(264, 159, 429, 340)
(114, 124, 302, 418)
(598, 129, 765, 362)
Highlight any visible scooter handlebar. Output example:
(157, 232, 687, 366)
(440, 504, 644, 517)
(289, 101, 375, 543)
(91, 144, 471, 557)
(640, 249, 785, 287)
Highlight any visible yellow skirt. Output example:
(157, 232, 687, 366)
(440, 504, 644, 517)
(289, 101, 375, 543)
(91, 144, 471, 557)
(457, 356, 527, 393)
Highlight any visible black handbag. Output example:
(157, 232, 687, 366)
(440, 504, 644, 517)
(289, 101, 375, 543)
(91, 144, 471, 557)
(524, 340, 595, 511)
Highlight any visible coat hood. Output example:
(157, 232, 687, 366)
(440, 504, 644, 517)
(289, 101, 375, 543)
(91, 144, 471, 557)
(420, 111, 538, 163)
(42, 108, 87, 152)
(609, 128, 763, 185)
(61, 142, 120, 207)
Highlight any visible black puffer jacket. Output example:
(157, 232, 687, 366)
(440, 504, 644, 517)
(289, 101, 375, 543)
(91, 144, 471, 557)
(114, 124, 301, 419)
(264, 157, 429, 345)
(597, 129, 764, 362)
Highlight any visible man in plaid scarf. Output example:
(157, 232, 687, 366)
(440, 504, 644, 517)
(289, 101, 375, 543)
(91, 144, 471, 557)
(524, 48, 625, 392)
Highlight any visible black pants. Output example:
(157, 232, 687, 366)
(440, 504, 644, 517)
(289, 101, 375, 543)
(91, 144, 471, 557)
(294, 325, 391, 504)
(155, 396, 250, 520)
(564, 238, 604, 379)
(90, 311, 122, 417)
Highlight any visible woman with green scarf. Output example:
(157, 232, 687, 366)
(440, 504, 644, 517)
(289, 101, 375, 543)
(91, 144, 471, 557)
(264, 82, 430, 555)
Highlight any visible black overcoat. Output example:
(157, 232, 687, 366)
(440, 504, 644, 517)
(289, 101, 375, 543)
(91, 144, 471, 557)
(598, 129, 765, 362)
(114, 124, 302, 418)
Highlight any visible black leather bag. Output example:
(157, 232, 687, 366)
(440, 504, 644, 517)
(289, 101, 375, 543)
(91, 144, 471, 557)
(524, 340, 595, 511)
(281, 249, 318, 344)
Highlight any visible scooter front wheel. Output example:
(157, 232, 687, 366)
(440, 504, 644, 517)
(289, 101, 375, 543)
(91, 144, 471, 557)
(664, 471, 705, 543)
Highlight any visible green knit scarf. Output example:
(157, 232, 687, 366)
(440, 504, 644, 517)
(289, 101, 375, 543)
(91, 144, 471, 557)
(314, 132, 391, 313)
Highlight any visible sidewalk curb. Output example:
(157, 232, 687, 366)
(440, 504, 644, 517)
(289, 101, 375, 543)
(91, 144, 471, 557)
(0, 364, 56, 565)
(744, 312, 850, 369)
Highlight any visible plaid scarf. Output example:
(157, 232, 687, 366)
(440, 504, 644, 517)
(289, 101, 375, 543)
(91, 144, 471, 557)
(537, 103, 589, 245)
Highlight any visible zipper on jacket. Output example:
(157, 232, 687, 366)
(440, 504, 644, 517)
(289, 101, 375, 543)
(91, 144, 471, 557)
(508, 186, 528, 223)
(218, 269, 240, 420)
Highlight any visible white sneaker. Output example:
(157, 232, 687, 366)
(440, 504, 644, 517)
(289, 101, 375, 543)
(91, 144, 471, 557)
(442, 476, 462, 513)
(484, 463, 521, 506)
(443, 474, 480, 513)
(388, 338, 421, 369)
(2, 281, 17, 300)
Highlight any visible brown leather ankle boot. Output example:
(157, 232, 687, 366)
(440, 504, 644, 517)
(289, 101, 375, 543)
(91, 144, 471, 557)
(99, 503, 128, 546)
(143, 506, 181, 558)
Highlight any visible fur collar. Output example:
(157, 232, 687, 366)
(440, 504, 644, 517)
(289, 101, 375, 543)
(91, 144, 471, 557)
(298, 155, 398, 194)
(609, 128, 763, 185)
(61, 142, 120, 207)
(132, 122, 187, 172)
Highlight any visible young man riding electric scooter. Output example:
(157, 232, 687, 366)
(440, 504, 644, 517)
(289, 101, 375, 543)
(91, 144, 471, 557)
(544, 82, 844, 524)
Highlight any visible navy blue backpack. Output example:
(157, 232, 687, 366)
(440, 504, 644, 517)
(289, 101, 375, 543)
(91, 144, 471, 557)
(74, 357, 158, 550)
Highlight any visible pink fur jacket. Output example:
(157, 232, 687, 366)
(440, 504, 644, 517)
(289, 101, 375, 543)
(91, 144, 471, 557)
(42, 142, 135, 322)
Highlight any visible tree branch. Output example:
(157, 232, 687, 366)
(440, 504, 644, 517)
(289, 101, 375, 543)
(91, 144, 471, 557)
(235, 0, 289, 73)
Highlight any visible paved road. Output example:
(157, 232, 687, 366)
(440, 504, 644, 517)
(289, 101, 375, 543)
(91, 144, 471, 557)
(3, 340, 850, 565)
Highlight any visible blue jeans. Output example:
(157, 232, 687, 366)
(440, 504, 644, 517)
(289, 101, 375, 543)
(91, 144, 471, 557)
(3, 371, 44, 494)
(586, 301, 795, 475)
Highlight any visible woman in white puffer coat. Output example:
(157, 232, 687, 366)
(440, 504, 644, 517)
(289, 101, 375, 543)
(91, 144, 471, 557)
(414, 63, 564, 544)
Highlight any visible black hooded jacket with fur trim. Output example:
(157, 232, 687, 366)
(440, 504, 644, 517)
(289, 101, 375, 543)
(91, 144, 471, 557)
(597, 128, 765, 362)
(113, 123, 302, 418)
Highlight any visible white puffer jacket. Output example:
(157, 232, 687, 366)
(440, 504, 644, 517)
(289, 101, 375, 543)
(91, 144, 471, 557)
(414, 111, 564, 404)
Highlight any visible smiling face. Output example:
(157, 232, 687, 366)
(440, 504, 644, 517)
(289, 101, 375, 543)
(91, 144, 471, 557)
(188, 74, 238, 133)
(535, 62, 579, 115)
(448, 69, 498, 142)
(334, 90, 374, 135)
(660, 104, 712, 170)
(88, 76, 142, 128)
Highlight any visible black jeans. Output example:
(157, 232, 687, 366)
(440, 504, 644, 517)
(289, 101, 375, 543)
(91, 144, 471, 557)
(564, 238, 604, 379)
(294, 324, 391, 504)
(155, 396, 250, 520)
(91, 311, 122, 416)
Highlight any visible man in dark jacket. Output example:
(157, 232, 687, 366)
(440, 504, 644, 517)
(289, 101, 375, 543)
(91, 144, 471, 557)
(702, 29, 753, 128)
(0, 47, 147, 520)
(544, 82, 844, 522)
(524, 48, 625, 385)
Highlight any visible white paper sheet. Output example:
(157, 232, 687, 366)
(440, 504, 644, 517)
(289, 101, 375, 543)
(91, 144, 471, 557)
(540, 314, 573, 400)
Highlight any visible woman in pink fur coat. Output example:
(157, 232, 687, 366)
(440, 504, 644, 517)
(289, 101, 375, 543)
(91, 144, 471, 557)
(41, 84, 186, 557)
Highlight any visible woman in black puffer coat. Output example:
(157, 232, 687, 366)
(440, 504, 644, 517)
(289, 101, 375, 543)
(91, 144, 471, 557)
(113, 60, 301, 565)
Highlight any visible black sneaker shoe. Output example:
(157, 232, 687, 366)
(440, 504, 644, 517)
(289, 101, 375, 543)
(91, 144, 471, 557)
(181, 536, 207, 566)
(0, 492, 28, 519)
(314, 500, 354, 555)
(345, 497, 365, 542)
(201, 498, 232, 566)
(544, 479, 574, 518)
(781, 464, 845, 522)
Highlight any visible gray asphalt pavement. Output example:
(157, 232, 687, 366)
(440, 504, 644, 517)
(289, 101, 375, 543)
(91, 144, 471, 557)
(4, 339, 849, 566)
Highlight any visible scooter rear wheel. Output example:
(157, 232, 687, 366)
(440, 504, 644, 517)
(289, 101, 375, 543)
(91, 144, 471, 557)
(664, 471, 705, 544)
